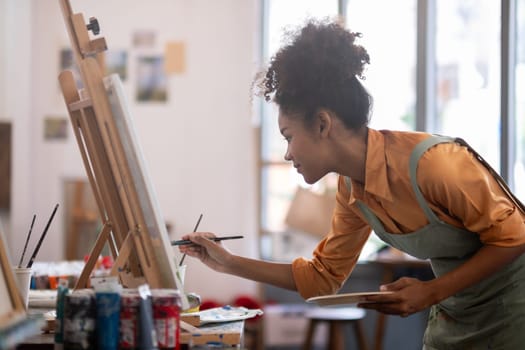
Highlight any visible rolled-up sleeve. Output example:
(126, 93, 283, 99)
(292, 177, 371, 299)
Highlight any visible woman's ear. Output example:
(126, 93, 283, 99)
(317, 109, 333, 137)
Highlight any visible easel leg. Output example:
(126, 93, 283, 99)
(110, 233, 133, 277)
(74, 223, 112, 289)
(110, 232, 146, 288)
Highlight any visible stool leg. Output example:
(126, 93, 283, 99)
(302, 319, 317, 350)
(354, 320, 369, 350)
(328, 321, 344, 350)
(374, 314, 387, 350)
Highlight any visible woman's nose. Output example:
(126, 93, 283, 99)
(284, 149, 292, 162)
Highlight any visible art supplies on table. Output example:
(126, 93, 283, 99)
(120, 289, 142, 349)
(23, 283, 253, 349)
(63, 289, 97, 349)
(54, 280, 69, 345)
(137, 285, 158, 350)
(179, 320, 245, 347)
(179, 305, 263, 346)
(94, 277, 122, 350)
(151, 289, 182, 349)
(182, 305, 263, 326)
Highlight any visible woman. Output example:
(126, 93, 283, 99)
(180, 19, 525, 348)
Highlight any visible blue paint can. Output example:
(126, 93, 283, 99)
(96, 291, 121, 350)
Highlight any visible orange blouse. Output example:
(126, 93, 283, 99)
(292, 129, 525, 299)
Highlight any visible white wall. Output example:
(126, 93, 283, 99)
(5, 0, 34, 268)
(6, 0, 261, 302)
(0, 0, 5, 119)
(0, 0, 11, 238)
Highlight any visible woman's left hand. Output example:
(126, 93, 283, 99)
(358, 277, 437, 317)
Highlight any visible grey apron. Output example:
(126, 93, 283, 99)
(347, 135, 525, 349)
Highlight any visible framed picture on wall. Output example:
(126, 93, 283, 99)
(105, 49, 128, 81)
(59, 48, 83, 89)
(136, 56, 168, 103)
(43, 116, 68, 140)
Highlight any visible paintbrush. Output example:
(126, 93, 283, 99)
(18, 214, 36, 268)
(172, 235, 244, 246)
(179, 213, 203, 266)
(26, 204, 59, 268)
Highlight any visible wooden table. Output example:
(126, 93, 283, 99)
(17, 321, 245, 349)
(15, 333, 53, 350)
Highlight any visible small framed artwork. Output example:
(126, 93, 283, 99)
(136, 56, 168, 103)
(165, 41, 186, 75)
(59, 48, 83, 89)
(105, 49, 128, 81)
(132, 29, 156, 48)
(44, 117, 68, 140)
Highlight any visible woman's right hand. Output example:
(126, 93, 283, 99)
(178, 232, 234, 272)
(179, 232, 297, 292)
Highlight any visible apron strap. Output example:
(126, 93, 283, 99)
(409, 135, 454, 224)
(410, 135, 525, 224)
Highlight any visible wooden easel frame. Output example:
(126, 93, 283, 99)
(0, 232, 25, 328)
(57, 0, 186, 306)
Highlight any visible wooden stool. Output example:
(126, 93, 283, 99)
(303, 307, 368, 350)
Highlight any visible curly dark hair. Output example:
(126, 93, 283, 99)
(254, 19, 372, 130)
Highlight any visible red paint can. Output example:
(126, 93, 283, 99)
(119, 289, 141, 349)
(151, 289, 182, 350)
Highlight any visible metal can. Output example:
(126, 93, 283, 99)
(151, 289, 182, 350)
(119, 289, 141, 349)
(63, 289, 96, 350)
(96, 291, 121, 350)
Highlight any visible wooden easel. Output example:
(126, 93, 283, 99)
(57, 0, 179, 293)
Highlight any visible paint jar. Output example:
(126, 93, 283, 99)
(151, 289, 182, 350)
(63, 289, 97, 350)
(120, 289, 141, 349)
(96, 291, 121, 350)
(12, 266, 32, 308)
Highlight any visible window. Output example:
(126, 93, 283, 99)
(259, 0, 338, 259)
(515, 0, 525, 199)
(345, 0, 417, 131)
(435, 0, 501, 168)
(258, 1, 523, 260)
